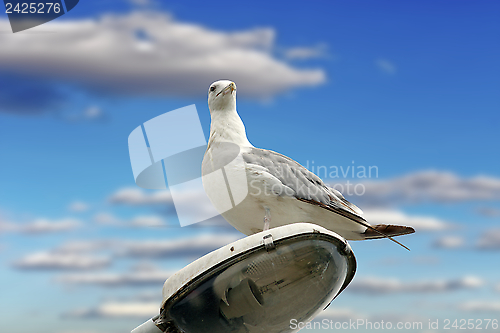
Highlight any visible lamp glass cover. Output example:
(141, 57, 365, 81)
(164, 236, 351, 333)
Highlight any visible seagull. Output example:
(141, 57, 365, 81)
(202, 80, 415, 249)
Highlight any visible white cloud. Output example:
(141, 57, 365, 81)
(1, 217, 81, 234)
(57, 263, 174, 286)
(0, 220, 16, 233)
(83, 106, 103, 119)
(350, 170, 500, 207)
(0, 12, 325, 100)
(129, 215, 166, 227)
(108, 188, 172, 205)
(476, 228, 500, 250)
(108, 187, 233, 227)
(39, 232, 239, 262)
(284, 44, 328, 60)
(315, 307, 362, 321)
(63, 106, 106, 122)
(58, 331, 107, 333)
(375, 58, 396, 75)
(411, 256, 441, 265)
(93, 212, 167, 228)
(20, 218, 82, 234)
(434, 236, 465, 249)
(376, 255, 440, 266)
(55, 240, 115, 253)
(93, 212, 121, 225)
(12, 252, 111, 270)
(476, 207, 500, 217)
(58, 331, 108, 333)
(363, 209, 452, 231)
(68, 201, 90, 213)
(65, 301, 159, 319)
(459, 301, 500, 313)
(129, 0, 154, 6)
(348, 276, 483, 295)
(120, 233, 241, 258)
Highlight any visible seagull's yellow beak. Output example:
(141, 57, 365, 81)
(216, 82, 236, 97)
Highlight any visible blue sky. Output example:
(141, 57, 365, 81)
(1, 1, 499, 333)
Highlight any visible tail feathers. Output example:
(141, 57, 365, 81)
(363, 224, 415, 239)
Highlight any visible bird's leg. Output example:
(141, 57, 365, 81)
(263, 207, 271, 231)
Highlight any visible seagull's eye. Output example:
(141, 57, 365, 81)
(210, 86, 216, 92)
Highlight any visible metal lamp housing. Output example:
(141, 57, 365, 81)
(133, 223, 356, 333)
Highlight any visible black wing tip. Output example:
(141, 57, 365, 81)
(294, 197, 414, 250)
(362, 224, 415, 251)
(363, 224, 415, 238)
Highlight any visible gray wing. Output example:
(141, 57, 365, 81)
(243, 147, 414, 250)
(242, 147, 363, 217)
(242, 147, 415, 251)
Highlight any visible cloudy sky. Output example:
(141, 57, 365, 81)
(1, 1, 499, 333)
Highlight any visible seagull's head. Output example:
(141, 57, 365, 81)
(208, 80, 237, 112)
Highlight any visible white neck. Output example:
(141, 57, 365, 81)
(208, 108, 252, 147)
